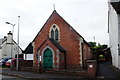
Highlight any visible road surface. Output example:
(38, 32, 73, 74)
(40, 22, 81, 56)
(1, 74, 28, 80)
(97, 62, 118, 78)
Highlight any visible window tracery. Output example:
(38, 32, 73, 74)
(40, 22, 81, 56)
(49, 24, 60, 41)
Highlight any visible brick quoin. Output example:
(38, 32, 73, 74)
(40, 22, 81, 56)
(33, 10, 92, 71)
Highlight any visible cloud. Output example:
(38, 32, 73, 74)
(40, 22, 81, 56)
(0, 0, 109, 49)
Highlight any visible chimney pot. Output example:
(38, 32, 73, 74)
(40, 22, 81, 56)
(7, 31, 12, 35)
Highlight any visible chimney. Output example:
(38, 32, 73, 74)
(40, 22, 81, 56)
(7, 31, 13, 44)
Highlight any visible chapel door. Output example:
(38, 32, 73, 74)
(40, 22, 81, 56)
(43, 48, 53, 70)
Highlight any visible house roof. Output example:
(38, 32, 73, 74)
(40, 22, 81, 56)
(32, 10, 90, 48)
(23, 42, 33, 54)
(33, 10, 84, 40)
(32, 10, 56, 42)
(0, 38, 7, 45)
(37, 38, 66, 52)
(12, 40, 23, 52)
(0, 37, 23, 52)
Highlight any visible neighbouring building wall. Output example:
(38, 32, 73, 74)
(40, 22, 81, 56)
(1, 41, 22, 58)
(118, 14, 120, 69)
(12, 43, 23, 58)
(119, 55, 120, 69)
(109, 4, 119, 68)
(2, 42, 7, 58)
(0, 38, 6, 58)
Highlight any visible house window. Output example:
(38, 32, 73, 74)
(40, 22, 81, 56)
(49, 24, 60, 41)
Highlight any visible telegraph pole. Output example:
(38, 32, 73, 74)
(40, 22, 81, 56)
(16, 16, 20, 71)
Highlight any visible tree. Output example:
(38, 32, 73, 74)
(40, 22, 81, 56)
(88, 42, 108, 60)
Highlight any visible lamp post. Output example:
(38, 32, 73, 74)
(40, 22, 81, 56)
(6, 22, 15, 34)
(6, 22, 15, 69)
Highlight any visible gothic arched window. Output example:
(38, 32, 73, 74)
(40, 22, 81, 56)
(49, 24, 60, 41)
(51, 29, 54, 40)
(55, 29, 58, 41)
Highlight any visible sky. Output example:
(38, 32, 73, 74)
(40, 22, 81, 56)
(0, 0, 109, 50)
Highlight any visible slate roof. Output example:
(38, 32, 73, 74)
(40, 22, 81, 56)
(24, 42, 33, 54)
(0, 37, 23, 52)
(37, 38, 66, 52)
(49, 38, 66, 52)
(0, 38, 7, 45)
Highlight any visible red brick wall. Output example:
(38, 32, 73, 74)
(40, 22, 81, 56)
(83, 43, 91, 60)
(33, 11, 91, 70)
(34, 39, 66, 71)
(82, 43, 92, 69)
(87, 60, 97, 78)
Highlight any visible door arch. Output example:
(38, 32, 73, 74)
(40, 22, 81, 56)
(43, 48, 53, 70)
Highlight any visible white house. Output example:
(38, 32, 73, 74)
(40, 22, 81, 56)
(0, 31, 23, 59)
(108, 0, 120, 69)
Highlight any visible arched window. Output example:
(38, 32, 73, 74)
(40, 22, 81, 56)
(49, 24, 60, 41)
(55, 29, 58, 41)
(51, 29, 54, 40)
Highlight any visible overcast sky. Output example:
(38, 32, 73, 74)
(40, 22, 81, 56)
(0, 0, 108, 50)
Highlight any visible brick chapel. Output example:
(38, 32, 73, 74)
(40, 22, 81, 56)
(32, 10, 93, 72)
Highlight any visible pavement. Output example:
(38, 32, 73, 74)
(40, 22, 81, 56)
(2, 68, 81, 80)
(96, 62, 120, 79)
(110, 64, 120, 78)
(1, 62, 120, 80)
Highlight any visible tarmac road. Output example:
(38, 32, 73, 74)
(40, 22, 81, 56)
(97, 62, 118, 78)
(2, 75, 28, 80)
(2, 75, 19, 78)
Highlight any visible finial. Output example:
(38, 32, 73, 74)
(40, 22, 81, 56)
(53, 3, 55, 10)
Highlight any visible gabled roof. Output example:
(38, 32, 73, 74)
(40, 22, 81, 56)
(23, 42, 33, 54)
(33, 10, 82, 40)
(37, 38, 66, 52)
(32, 10, 89, 46)
(32, 10, 57, 42)
(12, 40, 23, 52)
(0, 38, 7, 45)
(0, 37, 23, 52)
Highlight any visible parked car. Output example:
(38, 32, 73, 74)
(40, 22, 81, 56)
(0, 58, 11, 67)
(5, 58, 24, 68)
(5, 59, 12, 68)
(0, 59, 2, 67)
